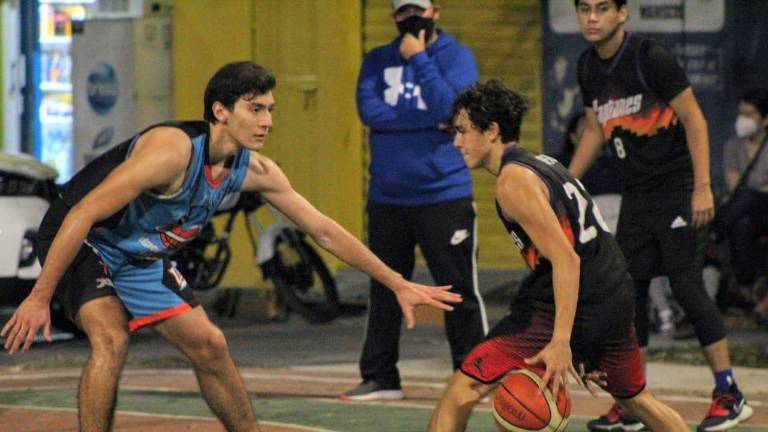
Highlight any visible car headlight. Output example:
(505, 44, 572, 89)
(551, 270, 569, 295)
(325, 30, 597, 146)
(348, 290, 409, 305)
(19, 231, 37, 268)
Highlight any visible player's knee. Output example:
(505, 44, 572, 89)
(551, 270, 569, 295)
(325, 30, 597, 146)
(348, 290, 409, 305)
(445, 371, 488, 404)
(88, 328, 129, 359)
(668, 268, 719, 318)
(618, 390, 654, 419)
(189, 327, 229, 365)
(621, 389, 657, 412)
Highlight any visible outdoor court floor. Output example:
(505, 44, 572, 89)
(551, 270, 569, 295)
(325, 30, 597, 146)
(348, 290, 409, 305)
(0, 366, 765, 431)
(1, 294, 766, 431)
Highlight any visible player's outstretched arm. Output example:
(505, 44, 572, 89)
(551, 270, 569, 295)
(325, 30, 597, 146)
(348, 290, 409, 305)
(1, 128, 191, 354)
(495, 165, 585, 400)
(241, 154, 462, 329)
(568, 108, 604, 179)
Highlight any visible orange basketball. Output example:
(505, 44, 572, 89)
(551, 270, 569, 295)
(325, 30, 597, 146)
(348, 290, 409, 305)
(492, 368, 571, 432)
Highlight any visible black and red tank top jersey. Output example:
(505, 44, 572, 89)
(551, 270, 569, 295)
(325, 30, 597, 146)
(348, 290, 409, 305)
(577, 33, 693, 191)
(495, 146, 628, 305)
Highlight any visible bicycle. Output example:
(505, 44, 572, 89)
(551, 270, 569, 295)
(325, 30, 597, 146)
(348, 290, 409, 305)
(171, 191, 341, 323)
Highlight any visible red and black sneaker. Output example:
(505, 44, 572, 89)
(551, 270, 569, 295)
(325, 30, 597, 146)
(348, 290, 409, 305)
(697, 384, 753, 431)
(587, 402, 646, 431)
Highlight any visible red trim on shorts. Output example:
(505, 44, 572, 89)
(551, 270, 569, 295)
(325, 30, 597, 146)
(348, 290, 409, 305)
(128, 303, 192, 332)
(460, 336, 533, 384)
(204, 164, 228, 188)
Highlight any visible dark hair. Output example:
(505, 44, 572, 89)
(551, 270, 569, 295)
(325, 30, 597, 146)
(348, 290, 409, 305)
(574, 0, 627, 8)
(452, 80, 529, 143)
(203, 61, 276, 123)
(742, 88, 768, 118)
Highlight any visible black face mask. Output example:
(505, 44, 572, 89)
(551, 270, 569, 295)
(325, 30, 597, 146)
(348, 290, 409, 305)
(396, 15, 435, 41)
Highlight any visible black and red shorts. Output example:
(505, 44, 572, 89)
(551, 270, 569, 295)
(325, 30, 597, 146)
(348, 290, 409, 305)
(460, 279, 645, 399)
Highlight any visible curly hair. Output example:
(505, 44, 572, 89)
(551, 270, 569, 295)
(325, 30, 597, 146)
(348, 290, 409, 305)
(204, 61, 276, 123)
(451, 80, 529, 143)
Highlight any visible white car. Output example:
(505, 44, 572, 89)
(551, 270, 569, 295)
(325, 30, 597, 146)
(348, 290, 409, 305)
(0, 152, 78, 333)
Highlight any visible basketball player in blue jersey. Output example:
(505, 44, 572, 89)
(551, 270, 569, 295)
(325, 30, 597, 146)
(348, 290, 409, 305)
(569, 1, 752, 430)
(1, 61, 462, 432)
(428, 80, 689, 432)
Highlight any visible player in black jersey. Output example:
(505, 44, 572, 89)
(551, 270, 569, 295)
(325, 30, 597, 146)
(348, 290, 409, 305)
(570, 1, 753, 431)
(428, 80, 688, 432)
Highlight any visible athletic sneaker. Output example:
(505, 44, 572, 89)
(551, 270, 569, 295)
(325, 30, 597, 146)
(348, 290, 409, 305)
(587, 402, 646, 431)
(340, 380, 404, 401)
(697, 384, 753, 431)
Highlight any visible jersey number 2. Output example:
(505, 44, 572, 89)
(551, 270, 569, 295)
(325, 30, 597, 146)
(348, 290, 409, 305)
(563, 182, 610, 243)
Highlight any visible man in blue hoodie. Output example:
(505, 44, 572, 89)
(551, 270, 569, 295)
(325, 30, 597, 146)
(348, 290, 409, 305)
(341, 0, 488, 401)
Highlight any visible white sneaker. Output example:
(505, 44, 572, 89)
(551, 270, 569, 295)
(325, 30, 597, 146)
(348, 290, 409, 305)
(340, 381, 404, 401)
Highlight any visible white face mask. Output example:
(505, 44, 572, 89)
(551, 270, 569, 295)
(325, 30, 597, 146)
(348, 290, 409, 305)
(735, 115, 759, 138)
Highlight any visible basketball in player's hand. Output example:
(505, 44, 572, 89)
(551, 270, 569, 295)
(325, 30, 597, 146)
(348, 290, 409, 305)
(492, 368, 571, 432)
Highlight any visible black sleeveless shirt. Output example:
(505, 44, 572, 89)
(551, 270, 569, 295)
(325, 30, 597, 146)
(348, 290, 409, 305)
(496, 147, 628, 305)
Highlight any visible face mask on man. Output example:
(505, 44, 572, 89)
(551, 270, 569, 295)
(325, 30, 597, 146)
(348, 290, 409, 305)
(735, 115, 759, 138)
(396, 14, 435, 40)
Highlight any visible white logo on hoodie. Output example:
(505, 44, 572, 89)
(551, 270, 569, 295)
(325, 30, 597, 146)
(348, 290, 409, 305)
(383, 66, 427, 110)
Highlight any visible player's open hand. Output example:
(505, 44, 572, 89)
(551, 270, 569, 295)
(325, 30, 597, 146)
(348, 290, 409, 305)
(1, 294, 53, 354)
(394, 281, 462, 330)
(691, 184, 714, 227)
(524, 339, 584, 402)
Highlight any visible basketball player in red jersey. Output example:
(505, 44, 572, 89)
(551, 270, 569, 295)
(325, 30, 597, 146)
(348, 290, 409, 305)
(428, 80, 688, 432)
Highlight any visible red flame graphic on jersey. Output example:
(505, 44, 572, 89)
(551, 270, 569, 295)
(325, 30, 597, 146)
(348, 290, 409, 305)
(602, 104, 677, 138)
(520, 217, 575, 270)
(157, 224, 201, 250)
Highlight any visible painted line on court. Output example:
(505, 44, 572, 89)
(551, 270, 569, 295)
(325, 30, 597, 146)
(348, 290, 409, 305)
(0, 369, 84, 380)
(0, 403, 337, 432)
(2, 367, 765, 408)
(259, 421, 337, 432)
(237, 371, 768, 407)
(117, 388, 495, 414)
(0, 385, 74, 391)
(3, 392, 767, 429)
(118, 381, 763, 411)
(0, 368, 197, 380)
(308, 397, 768, 429)
(0, 403, 79, 413)
(315, 397, 494, 413)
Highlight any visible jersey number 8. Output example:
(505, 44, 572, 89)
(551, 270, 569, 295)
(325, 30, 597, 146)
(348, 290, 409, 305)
(613, 137, 627, 159)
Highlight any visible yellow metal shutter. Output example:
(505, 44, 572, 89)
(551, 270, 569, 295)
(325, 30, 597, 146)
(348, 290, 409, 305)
(363, 0, 541, 269)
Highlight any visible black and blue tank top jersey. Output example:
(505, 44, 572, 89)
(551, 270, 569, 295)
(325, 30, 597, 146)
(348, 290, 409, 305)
(495, 146, 628, 305)
(60, 121, 250, 261)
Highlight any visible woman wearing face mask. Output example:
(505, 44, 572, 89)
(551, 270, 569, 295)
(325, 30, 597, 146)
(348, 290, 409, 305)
(720, 88, 768, 322)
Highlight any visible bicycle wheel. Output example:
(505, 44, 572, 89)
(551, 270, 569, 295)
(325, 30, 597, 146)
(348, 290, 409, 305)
(172, 222, 231, 291)
(267, 230, 339, 323)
